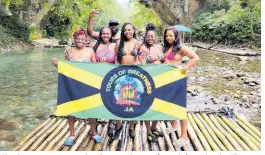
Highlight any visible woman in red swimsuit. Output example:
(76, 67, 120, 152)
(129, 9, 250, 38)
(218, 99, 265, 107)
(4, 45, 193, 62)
(163, 26, 199, 148)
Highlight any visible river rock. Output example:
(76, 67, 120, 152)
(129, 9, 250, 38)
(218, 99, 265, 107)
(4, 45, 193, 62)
(222, 70, 236, 80)
(249, 97, 259, 104)
(233, 94, 241, 99)
(0, 119, 16, 131)
(0, 135, 16, 142)
(237, 56, 248, 61)
(211, 98, 222, 104)
(241, 95, 249, 102)
(218, 94, 231, 101)
(236, 72, 245, 77)
(249, 82, 256, 86)
(244, 78, 256, 84)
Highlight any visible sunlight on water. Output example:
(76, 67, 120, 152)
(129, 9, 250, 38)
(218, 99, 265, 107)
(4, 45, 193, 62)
(0, 48, 64, 150)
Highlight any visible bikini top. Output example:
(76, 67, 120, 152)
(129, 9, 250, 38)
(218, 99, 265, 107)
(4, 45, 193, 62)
(67, 50, 91, 62)
(165, 44, 183, 61)
(122, 41, 140, 57)
(95, 43, 116, 63)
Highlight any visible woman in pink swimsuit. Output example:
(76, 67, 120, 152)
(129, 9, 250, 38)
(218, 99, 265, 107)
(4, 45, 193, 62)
(163, 26, 199, 148)
(90, 27, 121, 139)
(52, 29, 102, 146)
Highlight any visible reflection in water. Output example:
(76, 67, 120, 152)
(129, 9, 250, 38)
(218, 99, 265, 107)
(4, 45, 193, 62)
(0, 48, 64, 150)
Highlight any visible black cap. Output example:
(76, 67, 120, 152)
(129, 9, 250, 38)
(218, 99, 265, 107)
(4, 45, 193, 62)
(109, 19, 119, 25)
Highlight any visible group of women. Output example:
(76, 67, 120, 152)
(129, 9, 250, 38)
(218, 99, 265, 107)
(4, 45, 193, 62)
(52, 9, 199, 147)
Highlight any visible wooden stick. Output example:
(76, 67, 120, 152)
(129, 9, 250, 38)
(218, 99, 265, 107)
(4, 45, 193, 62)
(36, 119, 67, 151)
(158, 121, 175, 151)
(141, 122, 149, 151)
(192, 113, 220, 150)
(53, 121, 85, 151)
(237, 120, 261, 143)
(213, 115, 249, 150)
(235, 113, 261, 137)
(43, 121, 79, 151)
(28, 119, 63, 151)
(12, 117, 52, 151)
(187, 119, 204, 151)
(70, 124, 91, 151)
(166, 121, 181, 151)
(156, 121, 166, 151)
(133, 122, 141, 151)
(197, 113, 226, 150)
(188, 113, 211, 151)
(221, 116, 259, 150)
(201, 113, 233, 151)
(18, 118, 57, 151)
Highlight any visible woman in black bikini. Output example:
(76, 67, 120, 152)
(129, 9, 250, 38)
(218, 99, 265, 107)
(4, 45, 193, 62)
(115, 22, 142, 138)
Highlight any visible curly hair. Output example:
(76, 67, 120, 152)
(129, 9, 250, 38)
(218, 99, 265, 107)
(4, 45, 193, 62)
(144, 23, 157, 49)
(117, 23, 136, 64)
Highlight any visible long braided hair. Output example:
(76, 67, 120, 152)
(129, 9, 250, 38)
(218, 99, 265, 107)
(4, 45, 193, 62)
(117, 23, 136, 64)
(163, 26, 181, 55)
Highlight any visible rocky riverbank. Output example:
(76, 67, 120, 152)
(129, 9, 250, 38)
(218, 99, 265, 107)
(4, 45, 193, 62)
(186, 48, 261, 129)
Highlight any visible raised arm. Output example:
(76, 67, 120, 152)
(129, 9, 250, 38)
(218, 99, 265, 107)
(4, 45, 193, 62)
(87, 9, 100, 40)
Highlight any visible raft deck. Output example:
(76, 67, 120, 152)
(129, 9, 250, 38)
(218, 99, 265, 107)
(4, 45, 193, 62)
(12, 112, 261, 151)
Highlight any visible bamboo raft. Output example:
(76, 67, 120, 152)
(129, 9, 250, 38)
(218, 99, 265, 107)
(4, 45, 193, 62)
(12, 112, 261, 151)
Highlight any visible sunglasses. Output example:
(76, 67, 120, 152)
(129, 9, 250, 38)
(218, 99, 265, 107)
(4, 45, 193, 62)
(109, 23, 119, 26)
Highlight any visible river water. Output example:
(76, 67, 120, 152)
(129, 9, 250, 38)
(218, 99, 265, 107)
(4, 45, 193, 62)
(0, 48, 261, 150)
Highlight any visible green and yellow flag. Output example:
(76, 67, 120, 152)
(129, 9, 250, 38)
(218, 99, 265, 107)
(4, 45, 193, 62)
(56, 61, 187, 120)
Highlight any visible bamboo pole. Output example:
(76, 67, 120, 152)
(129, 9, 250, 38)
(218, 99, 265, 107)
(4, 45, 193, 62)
(174, 120, 193, 151)
(197, 113, 226, 151)
(228, 118, 261, 144)
(53, 121, 85, 151)
(226, 117, 261, 149)
(192, 113, 220, 150)
(36, 119, 67, 151)
(141, 122, 149, 151)
(237, 120, 261, 143)
(187, 119, 204, 151)
(101, 134, 110, 151)
(43, 121, 79, 151)
(12, 117, 52, 151)
(133, 122, 141, 151)
(125, 128, 133, 151)
(18, 118, 57, 151)
(156, 121, 166, 151)
(120, 121, 129, 151)
(188, 113, 211, 151)
(158, 121, 175, 151)
(28, 119, 63, 151)
(93, 124, 108, 151)
(70, 124, 91, 151)
(221, 116, 259, 150)
(213, 115, 250, 150)
(235, 113, 261, 137)
(201, 113, 234, 151)
(166, 121, 181, 151)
